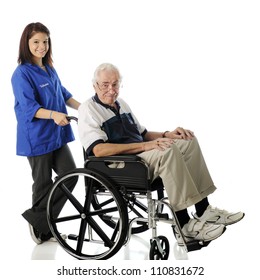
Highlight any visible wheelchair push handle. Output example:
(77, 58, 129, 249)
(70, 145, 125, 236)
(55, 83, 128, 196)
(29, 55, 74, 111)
(66, 116, 78, 123)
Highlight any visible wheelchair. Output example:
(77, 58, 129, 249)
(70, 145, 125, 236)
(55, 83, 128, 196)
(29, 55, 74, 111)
(46, 117, 211, 260)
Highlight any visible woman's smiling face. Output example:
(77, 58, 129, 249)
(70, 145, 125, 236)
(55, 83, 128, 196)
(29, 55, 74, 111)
(28, 32, 49, 62)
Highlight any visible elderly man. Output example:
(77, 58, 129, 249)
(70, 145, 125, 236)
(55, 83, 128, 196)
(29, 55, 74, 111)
(78, 63, 244, 243)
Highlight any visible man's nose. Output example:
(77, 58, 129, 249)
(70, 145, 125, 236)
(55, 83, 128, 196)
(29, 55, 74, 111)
(107, 85, 116, 92)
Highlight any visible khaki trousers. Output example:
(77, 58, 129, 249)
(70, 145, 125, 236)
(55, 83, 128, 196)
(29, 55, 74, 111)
(138, 137, 216, 211)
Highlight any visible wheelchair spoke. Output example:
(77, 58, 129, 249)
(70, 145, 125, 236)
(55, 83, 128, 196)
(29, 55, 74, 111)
(59, 182, 84, 213)
(87, 216, 115, 248)
(76, 218, 88, 254)
(88, 207, 119, 217)
(96, 197, 114, 208)
(133, 199, 147, 212)
(129, 200, 148, 217)
(53, 214, 81, 223)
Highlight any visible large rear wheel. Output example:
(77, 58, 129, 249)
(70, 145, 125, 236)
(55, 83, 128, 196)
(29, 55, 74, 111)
(47, 168, 128, 260)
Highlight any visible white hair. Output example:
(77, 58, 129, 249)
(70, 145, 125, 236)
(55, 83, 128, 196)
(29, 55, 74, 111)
(92, 63, 122, 84)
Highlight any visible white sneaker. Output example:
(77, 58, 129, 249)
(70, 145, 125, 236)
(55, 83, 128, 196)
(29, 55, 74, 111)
(182, 218, 226, 242)
(193, 205, 245, 226)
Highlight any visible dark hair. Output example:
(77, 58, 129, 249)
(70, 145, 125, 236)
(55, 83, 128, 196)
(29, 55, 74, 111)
(17, 22, 53, 66)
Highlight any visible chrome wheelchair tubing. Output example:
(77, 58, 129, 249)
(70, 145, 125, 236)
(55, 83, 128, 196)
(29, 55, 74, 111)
(155, 198, 188, 252)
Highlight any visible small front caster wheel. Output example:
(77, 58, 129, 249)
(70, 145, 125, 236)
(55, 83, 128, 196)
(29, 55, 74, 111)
(149, 236, 170, 260)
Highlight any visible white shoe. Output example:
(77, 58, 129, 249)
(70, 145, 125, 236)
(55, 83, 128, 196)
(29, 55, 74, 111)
(182, 218, 226, 242)
(193, 205, 245, 226)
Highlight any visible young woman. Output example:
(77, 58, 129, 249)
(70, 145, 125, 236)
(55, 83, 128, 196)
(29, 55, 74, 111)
(11, 22, 81, 244)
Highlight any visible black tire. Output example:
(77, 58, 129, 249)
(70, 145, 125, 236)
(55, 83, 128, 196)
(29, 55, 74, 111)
(149, 236, 170, 260)
(47, 168, 128, 260)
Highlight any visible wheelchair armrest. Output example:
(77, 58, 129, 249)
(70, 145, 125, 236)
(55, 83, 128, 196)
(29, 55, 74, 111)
(85, 155, 151, 192)
(87, 155, 142, 163)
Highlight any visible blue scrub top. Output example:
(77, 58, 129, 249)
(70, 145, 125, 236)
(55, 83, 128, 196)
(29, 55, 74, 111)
(11, 63, 75, 156)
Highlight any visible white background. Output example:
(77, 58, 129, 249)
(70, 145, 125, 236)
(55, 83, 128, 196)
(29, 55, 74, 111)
(0, 0, 259, 279)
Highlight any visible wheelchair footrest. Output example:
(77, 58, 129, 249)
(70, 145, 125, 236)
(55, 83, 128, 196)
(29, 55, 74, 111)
(136, 221, 148, 225)
(186, 240, 211, 252)
(156, 213, 169, 220)
(68, 234, 89, 242)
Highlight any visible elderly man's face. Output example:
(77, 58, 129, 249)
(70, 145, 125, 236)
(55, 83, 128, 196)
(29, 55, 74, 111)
(94, 70, 120, 107)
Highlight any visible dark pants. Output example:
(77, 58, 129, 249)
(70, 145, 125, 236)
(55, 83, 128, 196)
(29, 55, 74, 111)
(22, 145, 77, 234)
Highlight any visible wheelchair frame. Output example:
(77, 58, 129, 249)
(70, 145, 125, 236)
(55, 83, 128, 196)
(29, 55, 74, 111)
(46, 117, 210, 260)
